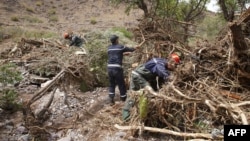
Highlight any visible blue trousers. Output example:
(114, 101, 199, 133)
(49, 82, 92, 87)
(108, 67, 127, 99)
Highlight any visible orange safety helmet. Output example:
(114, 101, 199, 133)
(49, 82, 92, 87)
(64, 32, 69, 39)
(170, 53, 180, 64)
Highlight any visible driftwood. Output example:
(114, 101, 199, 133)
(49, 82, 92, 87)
(36, 87, 57, 120)
(27, 69, 65, 106)
(114, 124, 215, 139)
(21, 38, 44, 46)
(21, 38, 66, 49)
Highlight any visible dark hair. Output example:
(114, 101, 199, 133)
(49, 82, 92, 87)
(110, 35, 119, 44)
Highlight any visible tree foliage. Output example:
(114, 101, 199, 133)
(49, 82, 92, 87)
(218, 0, 250, 21)
(111, 0, 210, 42)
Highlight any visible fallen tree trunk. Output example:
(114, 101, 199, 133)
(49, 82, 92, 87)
(114, 124, 216, 139)
(27, 69, 65, 106)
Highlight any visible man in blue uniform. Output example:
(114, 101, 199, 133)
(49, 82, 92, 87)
(122, 54, 180, 121)
(107, 35, 139, 105)
(130, 53, 180, 92)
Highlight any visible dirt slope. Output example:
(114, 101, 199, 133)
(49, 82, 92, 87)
(0, 0, 142, 33)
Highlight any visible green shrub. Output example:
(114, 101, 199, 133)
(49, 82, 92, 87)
(11, 16, 19, 22)
(0, 89, 21, 111)
(90, 18, 97, 25)
(48, 9, 56, 16)
(111, 27, 133, 39)
(26, 7, 34, 13)
(0, 63, 22, 84)
(0, 63, 22, 111)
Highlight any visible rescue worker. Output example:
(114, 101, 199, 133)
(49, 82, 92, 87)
(107, 34, 139, 105)
(64, 32, 85, 48)
(122, 53, 180, 121)
(130, 53, 180, 92)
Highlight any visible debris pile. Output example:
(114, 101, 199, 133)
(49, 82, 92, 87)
(116, 9, 250, 140)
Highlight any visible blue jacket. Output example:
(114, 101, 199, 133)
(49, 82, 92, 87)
(107, 44, 135, 68)
(144, 58, 170, 80)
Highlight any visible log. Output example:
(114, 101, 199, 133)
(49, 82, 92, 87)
(22, 38, 43, 46)
(29, 74, 50, 84)
(27, 69, 65, 106)
(114, 124, 214, 139)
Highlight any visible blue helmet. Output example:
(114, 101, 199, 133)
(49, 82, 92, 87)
(110, 35, 119, 43)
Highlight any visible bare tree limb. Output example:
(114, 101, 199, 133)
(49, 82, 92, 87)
(27, 69, 65, 106)
(114, 124, 214, 139)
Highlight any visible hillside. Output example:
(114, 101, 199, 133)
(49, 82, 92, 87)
(0, 0, 142, 31)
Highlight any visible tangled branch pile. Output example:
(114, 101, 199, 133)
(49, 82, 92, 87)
(120, 9, 250, 140)
(0, 37, 97, 139)
(3, 38, 95, 90)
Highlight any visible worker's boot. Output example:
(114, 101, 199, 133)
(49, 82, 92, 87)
(122, 98, 135, 121)
(120, 96, 127, 102)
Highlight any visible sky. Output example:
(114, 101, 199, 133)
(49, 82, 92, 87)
(206, 0, 220, 13)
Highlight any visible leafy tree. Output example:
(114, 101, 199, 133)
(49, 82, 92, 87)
(179, 0, 208, 42)
(237, 0, 250, 11)
(218, 0, 237, 21)
(111, 0, 210, 43)
(218, 0, 250, 21)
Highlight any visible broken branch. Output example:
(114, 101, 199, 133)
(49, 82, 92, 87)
(114, 124, 214, 139)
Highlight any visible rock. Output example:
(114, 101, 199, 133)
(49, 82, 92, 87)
(57, 136, 72, 141)
(5, 125, 14, 130)
(115, 131, 126, 138)
(211, 128, 223, 139)
(18, 134, 30, 141)
(5, 120, 14, 126)
(15, 126, 28, 134)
